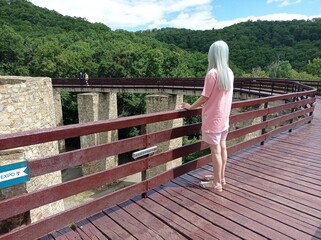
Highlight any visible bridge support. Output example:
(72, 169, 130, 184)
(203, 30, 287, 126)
(53, 89, 65, 153)
(229, 103, 264, 146)
(229, 93, 282, 146)
(0, 76, 64, 233)
(77, 92, 118, 188)
(146, 94, 183, 178)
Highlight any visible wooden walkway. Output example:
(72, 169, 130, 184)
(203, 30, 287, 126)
(43, 98, 321, 240)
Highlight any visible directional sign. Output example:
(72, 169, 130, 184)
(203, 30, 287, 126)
(0, 161, 29, 189)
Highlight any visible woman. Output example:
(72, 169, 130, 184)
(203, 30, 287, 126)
(181, 40, 234, 192)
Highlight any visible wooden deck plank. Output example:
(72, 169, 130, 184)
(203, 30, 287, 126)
(261, 138, 321, 162)
(226, 158, 321, 214)
(172, 174, 313, 240)
(274, 138, 321, 155)
(75, 219, 106, 240)
(198, 163, 321, 226)
(39, 234, 55, 240)
(226, 183, 321, 238)
(45, 98, 321, 240)
(87, 211, 136, 239)
(236, 154, 321, 192)
(265, 141, 321, 165)
(138, 189, 234, 239)
(181, 172, 320, 239)
(229, 155, 321, 195)
(237, 149, 321, 185)
(223, 170, 321, 228)
(51, 227, 83, 240)
(225, 165, 321, 220)
(155, 181, 270, 240)
(102, 205, 166, 239)
(117, 199, 188, 240)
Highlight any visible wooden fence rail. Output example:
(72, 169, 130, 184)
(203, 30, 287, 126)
(52, 77, 321, 95)
(0, 79, 317, 240)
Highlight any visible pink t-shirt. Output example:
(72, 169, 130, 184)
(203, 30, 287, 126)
(201, 68, 234, 133)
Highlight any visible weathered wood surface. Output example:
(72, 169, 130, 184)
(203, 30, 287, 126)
(43, 98, 321, 240)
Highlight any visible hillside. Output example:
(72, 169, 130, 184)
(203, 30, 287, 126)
(139, 19, 321, 72)
(0, 0, 206, 78)
(0, 0, 321, 78)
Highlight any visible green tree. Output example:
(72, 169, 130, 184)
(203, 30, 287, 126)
(0, 25, 25, 74)
(266, 60, 292, 78)
(60, 91, 78, 125)
(28, 40, 62, 77)
(145, 49, 164, 77)
(307, 58, 321, 77)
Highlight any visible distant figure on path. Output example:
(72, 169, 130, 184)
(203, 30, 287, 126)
(79, 72, 84, 80)
(181, 40, 234, 192)
(84, 73, 89, 85)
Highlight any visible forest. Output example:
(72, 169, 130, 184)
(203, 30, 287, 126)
(1, 0, 321, 161)
(1, 0, 321, 80)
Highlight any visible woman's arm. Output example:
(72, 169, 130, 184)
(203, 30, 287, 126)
(181, 95, 208, 110)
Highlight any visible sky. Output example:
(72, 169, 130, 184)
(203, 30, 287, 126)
(28, 0, 321, 31)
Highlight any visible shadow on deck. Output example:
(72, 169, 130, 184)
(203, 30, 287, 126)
(43, 98, 321, 240)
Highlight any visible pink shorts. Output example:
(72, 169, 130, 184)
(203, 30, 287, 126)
(202, 130, 228, 145)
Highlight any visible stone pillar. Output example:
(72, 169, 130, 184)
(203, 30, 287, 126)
(53, 89, 65, 153)
(0, 76, 64, 232)
(146, 94, 183, 178)
(228, 103, 264, 147)
(0, 149, 29, 234)
(77, 93, 118, 179)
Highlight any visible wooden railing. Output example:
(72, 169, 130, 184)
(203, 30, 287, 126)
(296, 79, 321, 95)
(0, 79, 317, 240)
(52, 77, 321, 95)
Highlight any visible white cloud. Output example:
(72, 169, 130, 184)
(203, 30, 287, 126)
(147, 6, 218, 30)
(29, 0, 320, 31)
(149, 12, 321, 30)
(212, 13, 321, 30)
(30, 0, 213, 29)
(267, 0, 302, 7)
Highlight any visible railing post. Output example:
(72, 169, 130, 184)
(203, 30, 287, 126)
(132, 146, 157, 199)
(289, 96, 298, 132)
(260, 102, 269, 145)
(141, 169, 147, 198)
(308, 94, 316, 123)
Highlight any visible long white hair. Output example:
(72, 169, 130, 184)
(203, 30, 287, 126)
(207, 40, 233, 90)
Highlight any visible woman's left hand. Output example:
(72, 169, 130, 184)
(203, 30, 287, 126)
(181, 102, 191, 110)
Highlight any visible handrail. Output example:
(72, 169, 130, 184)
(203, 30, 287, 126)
(0, 79, 317, 239)
(51, 77, 320, 95)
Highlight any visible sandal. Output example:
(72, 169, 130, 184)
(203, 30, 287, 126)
(222, 178, 226, 185)
(203, 175, 214, 181)
(203, 175, 226, 185)
(199, 181, 223, 192)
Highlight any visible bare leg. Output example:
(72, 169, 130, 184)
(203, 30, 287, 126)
(220, 140, 227, 182)
(209, 143, 222, 188)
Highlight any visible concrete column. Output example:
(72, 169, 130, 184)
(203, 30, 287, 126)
(146, 94, 183, 178)
(229, 103, 264, 147)
(53, 89, 65, 153)
(0, 76, 64, 232)
(77, 93, 118, 180)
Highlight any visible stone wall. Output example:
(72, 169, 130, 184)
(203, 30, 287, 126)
(146, 94, 183, 178)
(77, 92, 118, 189)
(0, 76, 64, 231)
(53, 89, 65, 152)
(229, 93, 287, 146)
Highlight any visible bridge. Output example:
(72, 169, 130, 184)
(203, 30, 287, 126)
(0, 77, 320, 239)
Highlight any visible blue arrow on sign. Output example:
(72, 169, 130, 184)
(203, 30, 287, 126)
(0, 161, 29, 189)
